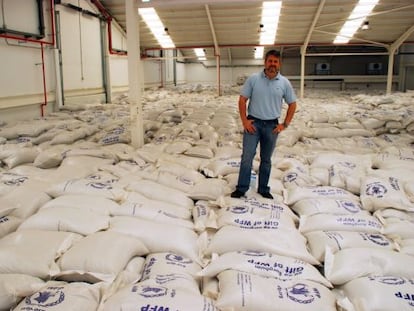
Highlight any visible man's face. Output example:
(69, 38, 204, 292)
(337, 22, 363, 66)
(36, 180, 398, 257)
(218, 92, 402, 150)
(264, 55, 280, 75)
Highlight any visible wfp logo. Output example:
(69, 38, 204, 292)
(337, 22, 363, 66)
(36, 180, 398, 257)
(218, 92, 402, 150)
(283, 172, 298, 183)
(165, 253, 192, 265)
(365, 182, 387, 198)
(230, 206, 249, 214)
(338, 200, 360, 213)
(365, 233, 390, 246)
(25, 287, 65, 307)
(286, 283, 320, 304)
(138, 285, 168, 298)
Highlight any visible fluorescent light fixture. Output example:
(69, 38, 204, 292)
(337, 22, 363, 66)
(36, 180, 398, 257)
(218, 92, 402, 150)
(259, 1, 282, 45)
(194, 48, 206, 61)
(138, 7, 175, 48)
(254, 46, 264, 59)
(334, 0, 379, 44)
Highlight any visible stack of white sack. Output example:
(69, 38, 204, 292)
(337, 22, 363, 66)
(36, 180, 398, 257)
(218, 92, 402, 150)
(100, 252, 219, 311)
(0, 88, 413, 310)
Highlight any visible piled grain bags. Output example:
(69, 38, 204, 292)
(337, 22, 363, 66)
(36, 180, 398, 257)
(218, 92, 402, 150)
(336, 276, 414, 311)
(0, 143, 39, 169)
(0, 274, 45, 310)
(101, 252, 218, 311)
(0, 87, 413, 309)
(216, 270, 337, 311)
(199, 251, 331, 287)
(56, 231, 148, 283)
(0, 230, 82, 279)
(13, 281, 103, 311)
(308, 152, 374, 195)
(324, 247, 414, 285)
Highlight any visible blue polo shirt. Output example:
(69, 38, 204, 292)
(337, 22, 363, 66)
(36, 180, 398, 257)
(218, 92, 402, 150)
(241, 70, 296, 120)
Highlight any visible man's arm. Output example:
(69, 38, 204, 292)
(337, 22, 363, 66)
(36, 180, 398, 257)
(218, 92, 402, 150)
(275, 102, 296, 133)
(238, 95, 255, 133)
(283, 102, 297, 127)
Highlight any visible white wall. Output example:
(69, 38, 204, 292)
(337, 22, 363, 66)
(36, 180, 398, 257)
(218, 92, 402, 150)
(58, 2, 103, 93)
(0, 0, 56, 113)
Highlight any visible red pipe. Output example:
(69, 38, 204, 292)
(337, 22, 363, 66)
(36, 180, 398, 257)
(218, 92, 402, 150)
(91, 0, 126, 56)
(0, 0, 55, 117)
(40, 42, 48, 117)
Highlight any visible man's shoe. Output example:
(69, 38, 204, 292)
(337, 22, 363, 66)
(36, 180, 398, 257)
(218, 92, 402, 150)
(231, 190, 245, 198)
(259, 192, 273, 199)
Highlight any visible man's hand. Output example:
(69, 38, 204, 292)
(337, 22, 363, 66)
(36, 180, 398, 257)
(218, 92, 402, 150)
(243, 119, 256, 133)
(273, 123, 286, 133)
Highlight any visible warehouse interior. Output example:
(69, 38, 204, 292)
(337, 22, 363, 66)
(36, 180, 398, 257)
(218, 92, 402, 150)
(0, 0, 414, 310)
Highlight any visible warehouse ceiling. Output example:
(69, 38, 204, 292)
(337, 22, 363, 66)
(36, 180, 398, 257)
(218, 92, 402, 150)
(99, 0, 414, 62)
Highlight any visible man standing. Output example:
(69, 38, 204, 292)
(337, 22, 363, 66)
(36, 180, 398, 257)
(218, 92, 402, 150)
(231, 49, 297, 199)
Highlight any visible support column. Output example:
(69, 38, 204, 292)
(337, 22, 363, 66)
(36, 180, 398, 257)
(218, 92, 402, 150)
(125, 0, 144, 148)
(386, 47, 395, 95)
(300, 47, 306, 99)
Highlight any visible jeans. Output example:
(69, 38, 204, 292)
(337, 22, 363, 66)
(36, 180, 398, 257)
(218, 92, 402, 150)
(236, 117, 278, 193)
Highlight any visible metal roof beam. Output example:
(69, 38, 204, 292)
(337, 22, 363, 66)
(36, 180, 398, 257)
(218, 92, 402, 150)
(205, 4, 220, 56)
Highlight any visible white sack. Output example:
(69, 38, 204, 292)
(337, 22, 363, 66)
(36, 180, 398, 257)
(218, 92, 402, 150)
(299, 213, 382, 234)
(281, 168, 321, 189)
(374, 208, 414, 223)
(3, 185, 51, 219)
(284, 185, 359, 206)
(371, 153, 414, 170)
(216, 202, 296, 230)
(164, 141, 192, 154)
(360, 175, 414, 212)
(193, 200, 218, 232)
(190, 178, 231, 201)
(18, 206, 110, 235)
(329, 161, 367, 194)
(157, 169, 230, 201)
(13, 281, 102, 311)
(291, 198, 364, 216)
(0, 274, 45, 310)
(205, 225, 319, 265)
(0, 230, 82, 278)
(126, 179, 194, 210)
(216, 270, 337, 311)
(0, 215, 22, 238)
(110, 216, 203, 265)
(0, 147, 39, 169)
(336, 276, 414, 311)
(156, 164, 205, 193)
(324, 247, 414, 285)
(202, 157, 246, 177)
(184, 145, 215, 158)
(120, 191, 192, 220)
(141, 252, 202, 281)
(114, 201, 194, 229)
(33, 145, 66, 168)
(57, 231, 148, 283)
(101, 279, 218, 311)
(215, 196, 298, 222)
(40, 194, 118, 216)
(199, 251, 331, 287)
(106, 256, 146, 297)
(305, 231, 396, 262)
(381, 217, 414, 240)
(46, 178, 126, 202)
(310, 153, 372, 169)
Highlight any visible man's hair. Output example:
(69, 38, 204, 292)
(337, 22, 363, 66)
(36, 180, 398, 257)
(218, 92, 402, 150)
(265, 49, 280, 60)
